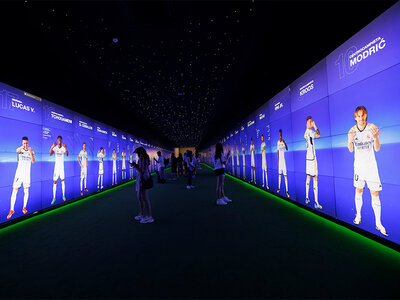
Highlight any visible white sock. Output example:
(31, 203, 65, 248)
(98, 175, 100, 186)
(265, 171, 268, 187)
(278, 174, 281, 189)
(306, 177, 310, 198)
(61, 181, 65, 196)
(355, 192, 363, 218)
(371, 195, 382, 227)
(80, 177, 83, 191)
(284, 175, 288, 191)
(10, 189, 18, 211)
(313, 180, 319, 205)
(23, 188, 29, 208)
(53, 183, 57, 199)
(101, 175, 103, 186)
(84, 176, 87, 189)
(262, 171, 265, 185)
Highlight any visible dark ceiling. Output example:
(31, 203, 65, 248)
(0, 0, 396, 149)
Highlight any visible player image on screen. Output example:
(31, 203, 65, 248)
(242, 141, 246, 180)
(78, 142, 89, 196)
(7, 136, 36, 219)
(260, 134, 269, 189)
(348, 106, 387, 236)
(129, 151, 133, 179)
(304, 116, 322, 209)
(97, 147, 105, 189)
(231, 144, 235, 175)
(121, 148, 126, 180)
(235, 144, 240, 175)
(250, 138, 256, 184)
(277, 129, 289, 197)
(50, 136, 68, 205)
(112, 149, 117, 185)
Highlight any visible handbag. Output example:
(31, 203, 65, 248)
(141, 170, 153, 189)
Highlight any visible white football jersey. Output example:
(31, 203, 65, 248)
(353, 124, 378, 170)
(97, 152, 105, 164)
(79, 150, 88, 168)
(277, 140, 286, 161)
(261, 142, 266, 155)
(304, 129, 316, 160)
(16, 148, 34, 174)
(250, 144, 255, 155)
(53, 146, 66, 167)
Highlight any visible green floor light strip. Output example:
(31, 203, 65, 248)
(201, 163, 400, 258)
(0, 168, 170, 235)
(0, 179, 136, 236)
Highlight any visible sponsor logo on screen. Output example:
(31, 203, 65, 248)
(112, 131, 117, 137)
(247, 120, 255, 127)
(299, 80, 314, 97)
(129, 138, 134, 142)
(78, 120, 93, 130)
(11, 98, 36, 113)
(241, 126, 245, 131)
(122, 135, 126, 140)
(235, 130, 239, 134)
(51, 111, 72, 124)
(259, 113, 265, 120)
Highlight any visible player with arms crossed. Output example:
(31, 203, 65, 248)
(97, 147, 105, 189)
(277, 129, 289, 197)
(348, 106, 387, 236)
(304, 116, 322, 209)
(260, 134, 269, 189)
(7, 136, 35, 219)
(121, 148, 126, 180)
(112, 149, 117, 185)
(50, 136, 68, 204)
(78, 142, 89, 196)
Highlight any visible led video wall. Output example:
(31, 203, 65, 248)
(0, 82, 171, 224)
(203, 2, 400, 245)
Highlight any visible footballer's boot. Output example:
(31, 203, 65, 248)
(353, 215, 361, 225)
(376, 224, 388, 237)
(314, 202, 322, 209)
(7, 210, 15, 219)
(22, 207, 28, 214)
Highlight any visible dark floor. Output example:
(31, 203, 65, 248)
(0, 165, 399, 299)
